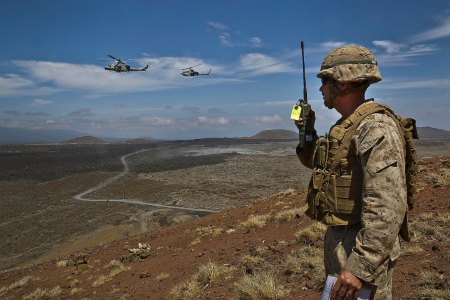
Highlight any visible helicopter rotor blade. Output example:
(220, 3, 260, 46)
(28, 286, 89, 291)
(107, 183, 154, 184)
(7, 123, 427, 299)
(107, 55, 120, 61)
(181, 63, 202, 70)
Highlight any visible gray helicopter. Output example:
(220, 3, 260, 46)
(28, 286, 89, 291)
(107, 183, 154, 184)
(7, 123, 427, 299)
(100, 55, 149, 73)
(180, 64, 211, 77)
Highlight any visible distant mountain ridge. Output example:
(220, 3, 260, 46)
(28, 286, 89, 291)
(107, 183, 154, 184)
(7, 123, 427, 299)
(0, 126, 448, 144)
(0, 127, 151, 144)
(417, 126, 450, 138)
(246, 129, 298, 139)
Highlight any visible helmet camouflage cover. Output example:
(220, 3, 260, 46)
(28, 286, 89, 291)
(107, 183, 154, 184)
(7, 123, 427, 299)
(317, 45, 382, 84)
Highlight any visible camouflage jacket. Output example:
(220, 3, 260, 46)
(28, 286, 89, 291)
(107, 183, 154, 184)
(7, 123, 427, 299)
(297, 101, 407, 282)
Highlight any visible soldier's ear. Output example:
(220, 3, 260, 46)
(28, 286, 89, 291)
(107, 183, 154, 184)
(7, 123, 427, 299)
(339, 82, 351, 91)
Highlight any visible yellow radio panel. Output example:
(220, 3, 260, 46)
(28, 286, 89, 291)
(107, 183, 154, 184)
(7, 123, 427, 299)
(290, 105, 301, 120)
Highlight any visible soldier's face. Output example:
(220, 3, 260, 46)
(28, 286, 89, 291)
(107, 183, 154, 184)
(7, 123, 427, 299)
(320, 77, 331, 106)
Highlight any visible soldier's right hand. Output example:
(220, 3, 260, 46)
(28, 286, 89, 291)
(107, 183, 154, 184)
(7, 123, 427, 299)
(294, 109, 316, 129)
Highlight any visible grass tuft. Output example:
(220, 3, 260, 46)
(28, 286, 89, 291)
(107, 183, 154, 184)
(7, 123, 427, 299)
(155, 272, 170, 281)
(283, 246, 325, 289)
(23, 286, 62, 300)
(418, 270, 450, 299)
(234, 271, 289, 300)
(240, 214, 271, 232)
(294, 222, 327, 245)
(275, 207, 304, 222)
(170, 261, 236, 299)
(0, 275, 37, 296)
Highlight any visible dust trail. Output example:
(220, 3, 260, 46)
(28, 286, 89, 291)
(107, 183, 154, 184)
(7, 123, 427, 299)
(73, 148, 218, 213)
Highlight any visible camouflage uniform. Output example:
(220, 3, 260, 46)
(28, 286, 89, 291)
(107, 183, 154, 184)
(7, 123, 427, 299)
(297, 46, 408, 299)
(320, 101, 406, 299)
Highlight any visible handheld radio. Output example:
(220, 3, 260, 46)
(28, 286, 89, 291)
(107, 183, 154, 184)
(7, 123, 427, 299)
(290, 41, 314, 148)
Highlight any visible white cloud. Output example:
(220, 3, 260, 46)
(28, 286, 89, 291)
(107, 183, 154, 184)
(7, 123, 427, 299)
(248, 37, 263, 47)
(238, 53, 295, 76)
(410, 15, 450, 42)
(3, 110, 20, 116)
(372, 42, 439, 66)
(67, 108, 95, 117)
(208, 22, 227, 30)
(10, 58, 238, 98)
(26, 111, 50, 116)
(241, 115, 283, 126)
(373, 40, 405, 54)
(373, 78, 450, 90)
(0, 74, 60, 97)
(262, 101, 294, 106)
(32, 99, 53, 106)
(219, 33, 234, 46)
(320, 42, 347, 50)
(198, 116, 229, 125)
(208, 107, 225, 114)
(182, 106, 201, 113)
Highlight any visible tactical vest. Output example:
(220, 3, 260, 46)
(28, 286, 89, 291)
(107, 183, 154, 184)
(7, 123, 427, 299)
(305, 100, 418, 241)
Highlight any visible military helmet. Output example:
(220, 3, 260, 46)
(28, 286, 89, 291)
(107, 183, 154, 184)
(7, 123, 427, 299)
(317, 45, 382, 84)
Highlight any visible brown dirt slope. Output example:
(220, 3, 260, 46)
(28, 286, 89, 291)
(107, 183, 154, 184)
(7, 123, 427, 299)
(0, 156, 449, 300)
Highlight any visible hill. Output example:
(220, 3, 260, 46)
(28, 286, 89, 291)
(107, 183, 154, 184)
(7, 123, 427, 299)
(1, 156, 448, 299)
(0, 127, 135, 144)
(62, 136, 107, 144)
(246, 129, 298, 139)
(417, 126, 450, 138)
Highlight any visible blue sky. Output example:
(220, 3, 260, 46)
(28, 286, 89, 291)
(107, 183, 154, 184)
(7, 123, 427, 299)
(1, 1, 449, 139)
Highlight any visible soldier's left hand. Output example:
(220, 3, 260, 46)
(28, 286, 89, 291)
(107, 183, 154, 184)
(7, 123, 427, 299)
(331, 269, 363, 300)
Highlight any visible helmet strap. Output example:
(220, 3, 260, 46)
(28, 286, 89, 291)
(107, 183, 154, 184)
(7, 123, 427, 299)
(325, 79, 370, 109)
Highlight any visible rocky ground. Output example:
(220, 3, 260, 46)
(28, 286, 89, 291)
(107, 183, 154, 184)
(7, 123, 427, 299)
(0, 137, 448, 299)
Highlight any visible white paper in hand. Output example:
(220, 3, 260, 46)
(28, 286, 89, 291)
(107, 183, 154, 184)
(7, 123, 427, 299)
(320, 275, 371, 300)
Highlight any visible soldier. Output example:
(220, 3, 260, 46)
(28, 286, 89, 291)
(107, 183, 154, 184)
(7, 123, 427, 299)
(295, 45, 408, 300)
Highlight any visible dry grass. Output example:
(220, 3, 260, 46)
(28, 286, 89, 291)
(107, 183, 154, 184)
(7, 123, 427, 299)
(0, 275, 37, 296)
(189, 237, 201, 246)
(108, 259, 130, 276)
(241, 254, 266, 265)
(170, 280, 202, 300)
(155, 272, 170, 281)
(23, 286, 62, 300)
(56, 260, 68, 268)
(92, 275, 111, 287)
(170, 261, 236, 299)
(425, 169, 450, 187)
(70, 287, 84, 295)
(418, 165, 430, 173)
(283, 246, 325, 290)
(189, 226, 224, 245)
(234, 271, 289, 299)
(194, 225, 223, 237)
(411, 213, 449, 244)
(417, 270, 450, 299)
(275, 207, 304, 222)
(401, 245, 424, 257)
(240, 214, 271, 232)
(294, 222, 327, 245)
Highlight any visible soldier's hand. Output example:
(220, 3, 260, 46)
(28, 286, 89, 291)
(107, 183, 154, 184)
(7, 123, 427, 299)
(331, 269, 363, 300)
(294, 109, 316, 129)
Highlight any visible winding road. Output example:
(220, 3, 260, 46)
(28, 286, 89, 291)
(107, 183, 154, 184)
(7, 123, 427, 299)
(73, 148, 219, 213)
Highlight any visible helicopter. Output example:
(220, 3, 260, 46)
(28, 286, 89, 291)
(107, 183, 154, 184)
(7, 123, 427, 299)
(180, 64, 211, 77)
(100, 55, 149, 73)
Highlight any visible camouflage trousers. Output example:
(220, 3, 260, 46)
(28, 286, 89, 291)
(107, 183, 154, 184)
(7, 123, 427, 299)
(324, 224, 396, 300)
